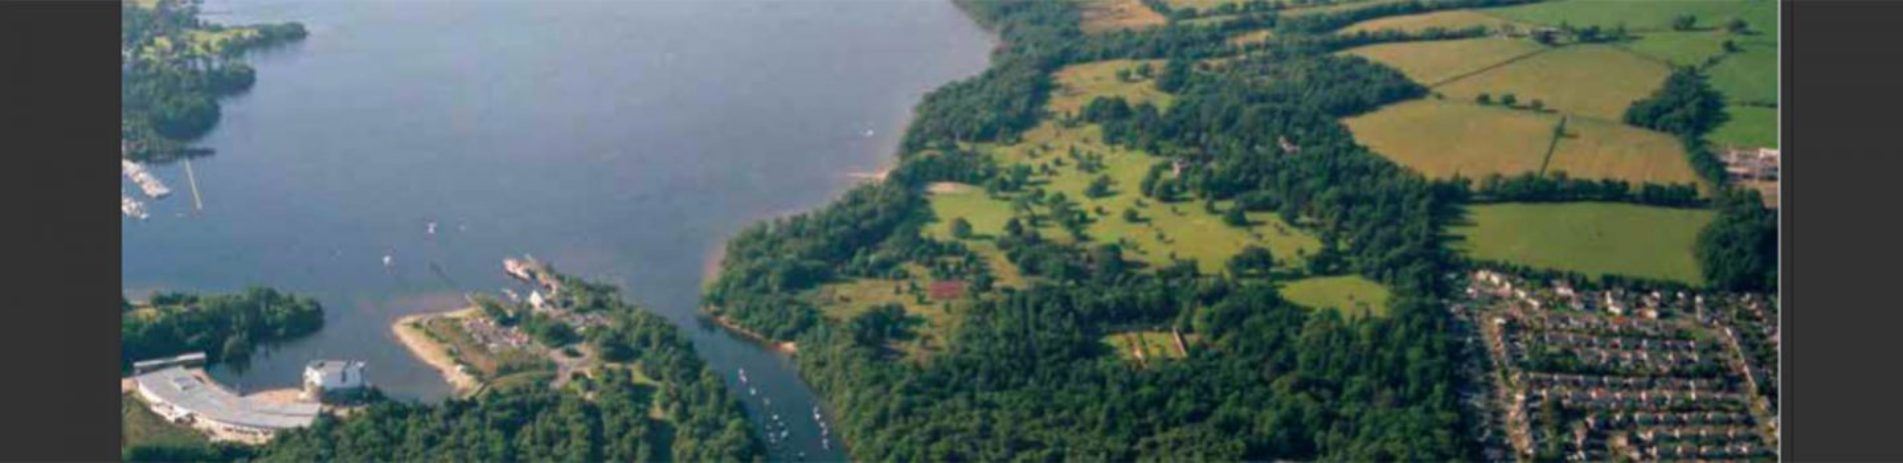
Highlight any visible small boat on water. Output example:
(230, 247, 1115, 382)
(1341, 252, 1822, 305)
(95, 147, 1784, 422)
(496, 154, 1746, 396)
(738, 368, 748, 383)
(749, 387, 757, 396)
(383, 254, 394, 267)
(426, 221, 438, 235)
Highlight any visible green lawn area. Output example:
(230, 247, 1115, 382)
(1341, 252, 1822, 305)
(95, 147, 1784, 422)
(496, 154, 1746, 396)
(1452, 202, 1714, 285)
(1342, 37, 1549, 86)
(1048, 59, 1173, 116)
(1339, 10, 1520, 35)
(1546, 116, 1703, 188)
(1481, 0, 1777, 35)
(123, 393, 208, 450)
(1709, 105, 1777, 149)
(1279, 275, 1392, 318)
(927, 183, 1014, 239)
(1435, 44, 1671, 120)
(1345, 98, 1558, 179)
(969, 122, 1322, 275)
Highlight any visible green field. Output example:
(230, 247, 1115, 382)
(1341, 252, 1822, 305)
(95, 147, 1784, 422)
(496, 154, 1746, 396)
(1048, 59, 1173, 116)
(1618, 30, 1734, 66)
(1279, 275, 1392, 318)
(1339, 10, 1519, 35)
(1345, 98, 1558, 179)
(1436, 44, 1670, 120)
(1453, 202, 1714, 285)
(1343, 37, 1548, 86)
(1546, 116, 1703, 187)
(123, 393, 208, 450)
(966, 122, 1322, 274)
(1707, 43, 1777, 105)
(1482, 0, 1777, 35)
(1709, 105, 1777, 149)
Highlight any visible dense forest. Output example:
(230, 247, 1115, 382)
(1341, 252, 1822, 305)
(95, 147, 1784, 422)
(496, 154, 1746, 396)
(120, 287, 324, 372)
(121, 0, 306, 160)
(706, 0, 1476, 460)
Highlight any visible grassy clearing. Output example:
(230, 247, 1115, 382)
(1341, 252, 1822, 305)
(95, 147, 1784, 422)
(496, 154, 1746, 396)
(1048, 59, 1173, 116)
(123, 393, 208, 449)
(1343, 37, 1548, 86)
(1546, 116, 1702, 187)
(809, 276, 963, 361)
(1345, 98, 1558, 179)
(1104, 330, 1186, 363)
(1080, 0, 1168, 34)
(1279, 275, 1392, 318)
(1436, 44, 1671, 120)
(1339, 10, 1520, 35)
(1482, 0, 1777, 35)
(1709, 105, 1777, 149)
(1452, 202, 1714, 285)
(971, 122, 1322, 274)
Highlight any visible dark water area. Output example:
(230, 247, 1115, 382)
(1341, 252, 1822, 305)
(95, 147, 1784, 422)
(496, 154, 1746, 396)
(122, 0, 992, 459)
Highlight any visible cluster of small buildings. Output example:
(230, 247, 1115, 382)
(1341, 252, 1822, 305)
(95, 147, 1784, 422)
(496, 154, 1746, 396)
(129, 352, 370, 444)
(1457, 270, 1778, 461)
(1719, 147, 1780, 182)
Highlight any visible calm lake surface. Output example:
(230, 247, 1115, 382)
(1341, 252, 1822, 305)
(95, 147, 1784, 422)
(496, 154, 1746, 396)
(122, 0, 992, 458)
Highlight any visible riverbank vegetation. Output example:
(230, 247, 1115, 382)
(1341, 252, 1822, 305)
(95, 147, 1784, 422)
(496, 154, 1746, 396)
(121, 0, 307, 161)
(120, 287, 324, 373)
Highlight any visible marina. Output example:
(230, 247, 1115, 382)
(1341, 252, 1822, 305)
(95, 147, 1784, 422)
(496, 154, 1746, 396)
(122, 159, 171, 199)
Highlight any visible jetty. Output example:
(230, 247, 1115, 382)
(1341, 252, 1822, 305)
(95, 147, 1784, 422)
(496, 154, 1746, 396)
(122, 159, 171, 198)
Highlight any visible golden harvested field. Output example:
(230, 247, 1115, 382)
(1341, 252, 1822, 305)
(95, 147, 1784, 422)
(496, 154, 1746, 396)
(1047, 59, 1173, 116)
(1344, 98, 1559, 179)
(1338, 10, 1519, 35)
(1080, 0, 1167, 34)
(1161, 0, 1250, 10)
(1546, 116, 1703, 187)
(1228, 29, 1275, 47)
(1434, 44, 1671, 120)
(1343, 37, 1548, 86)
(1281, 0, 1411, 18)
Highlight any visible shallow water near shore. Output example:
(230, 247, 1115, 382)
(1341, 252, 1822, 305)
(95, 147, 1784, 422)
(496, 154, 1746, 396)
(123, 0, 992, 458)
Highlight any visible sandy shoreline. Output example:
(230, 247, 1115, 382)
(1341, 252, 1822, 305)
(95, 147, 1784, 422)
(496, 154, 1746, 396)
(392, 306, 484, 397)
(709, 313, 799, 354)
